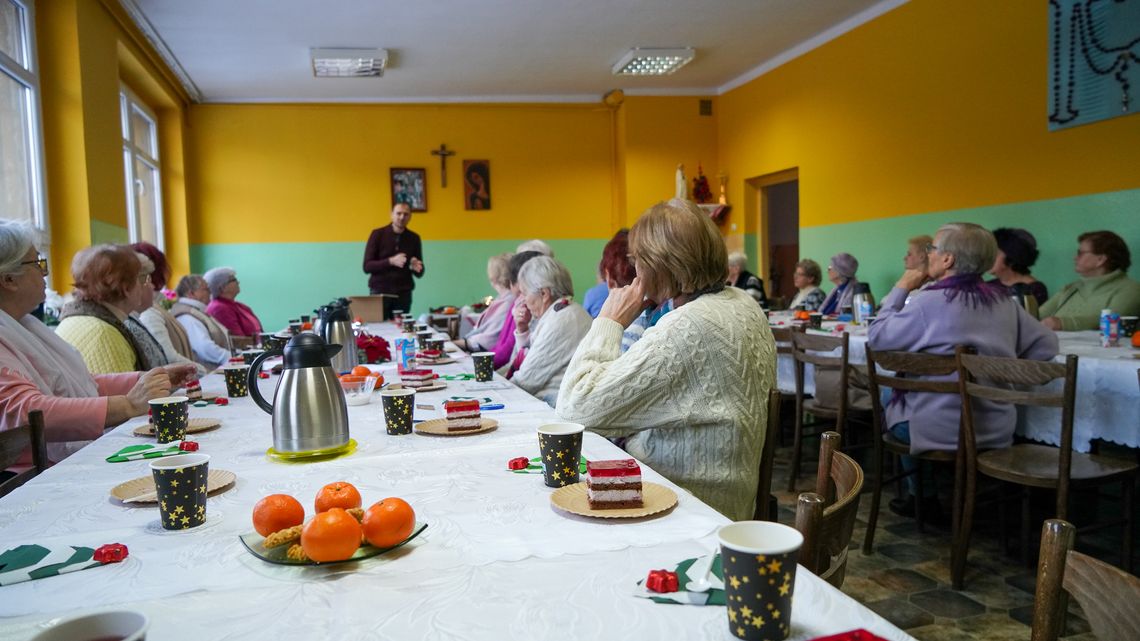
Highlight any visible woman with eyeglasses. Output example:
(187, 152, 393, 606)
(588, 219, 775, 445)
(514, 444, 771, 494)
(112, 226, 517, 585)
(1039, 230, 1140, 330)
(56, 244, 171, 373)
(0, 220, 196, 470)
(787, 259, 826, 311)
(203, 266, 262, 347)
(818, 252, 861, 315)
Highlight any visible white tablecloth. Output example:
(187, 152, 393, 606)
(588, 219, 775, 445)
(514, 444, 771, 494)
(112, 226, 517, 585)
(0, 321, 912, 641)
(770, 313, 1140, 453)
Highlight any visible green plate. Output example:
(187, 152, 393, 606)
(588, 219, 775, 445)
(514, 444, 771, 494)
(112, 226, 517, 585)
(238, 521, 428, 566)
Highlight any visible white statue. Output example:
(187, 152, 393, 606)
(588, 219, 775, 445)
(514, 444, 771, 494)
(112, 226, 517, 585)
(675, 164, 688, 200)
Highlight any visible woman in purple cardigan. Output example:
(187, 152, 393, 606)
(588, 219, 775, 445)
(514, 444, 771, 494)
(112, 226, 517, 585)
(868, 222, 1058, 517)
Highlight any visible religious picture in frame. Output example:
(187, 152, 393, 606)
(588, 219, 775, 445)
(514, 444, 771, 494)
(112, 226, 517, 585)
(390, 168, 427, 212)
(463, 160, 491, 211)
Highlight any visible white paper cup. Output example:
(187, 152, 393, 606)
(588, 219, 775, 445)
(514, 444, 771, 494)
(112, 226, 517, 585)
(32, 609, 149, 641)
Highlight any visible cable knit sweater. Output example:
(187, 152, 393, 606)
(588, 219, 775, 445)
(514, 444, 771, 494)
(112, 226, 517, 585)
(556, 287, 776, 521)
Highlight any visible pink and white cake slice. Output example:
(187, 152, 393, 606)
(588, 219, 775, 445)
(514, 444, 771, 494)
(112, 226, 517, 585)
(442, 399, 482, 431)
(400, 369, 434, 389)
(586, 458, 644, 509)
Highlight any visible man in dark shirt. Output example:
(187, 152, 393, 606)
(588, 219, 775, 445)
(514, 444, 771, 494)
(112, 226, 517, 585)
(363, 203, 425, 319)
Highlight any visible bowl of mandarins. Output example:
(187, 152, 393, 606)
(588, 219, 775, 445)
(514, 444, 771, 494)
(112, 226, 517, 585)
(240, 482, 425, 565)
(339, 368, 383, 406)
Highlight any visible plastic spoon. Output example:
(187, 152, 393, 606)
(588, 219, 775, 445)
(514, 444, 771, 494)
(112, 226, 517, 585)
(685, 553, 716, 592)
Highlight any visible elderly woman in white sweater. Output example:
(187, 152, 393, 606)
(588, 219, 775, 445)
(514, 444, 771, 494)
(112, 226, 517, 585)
(507, 256, 591, 406)
(556, 199, 776, 521)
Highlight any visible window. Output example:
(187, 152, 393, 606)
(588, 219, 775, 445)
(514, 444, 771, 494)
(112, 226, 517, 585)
(0, 0, 47, 230)
(120, 85, 164, 249)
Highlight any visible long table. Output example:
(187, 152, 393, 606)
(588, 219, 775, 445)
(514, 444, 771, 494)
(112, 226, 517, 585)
(770, 313, 1140, 453)
(0, 321, 912, 640)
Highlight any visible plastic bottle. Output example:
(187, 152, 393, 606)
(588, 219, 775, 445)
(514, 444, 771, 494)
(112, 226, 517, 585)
(1100, 309, 1115, 347)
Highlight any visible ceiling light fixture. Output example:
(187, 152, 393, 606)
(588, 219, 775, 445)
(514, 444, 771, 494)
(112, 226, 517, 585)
(611, 47, 695, 76)
(311, 48, 388, 78)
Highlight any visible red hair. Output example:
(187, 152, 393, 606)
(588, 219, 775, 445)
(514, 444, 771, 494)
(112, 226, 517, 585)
(600, 229, 635, 287)
(71, 244, 141, 303)
(130, 241, 170, 290)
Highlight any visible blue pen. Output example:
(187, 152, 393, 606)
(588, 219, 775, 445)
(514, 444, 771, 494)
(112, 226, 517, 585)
(480, 403, 505, 411)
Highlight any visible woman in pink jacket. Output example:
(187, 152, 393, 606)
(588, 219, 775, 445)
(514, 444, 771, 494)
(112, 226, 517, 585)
(0, 220, 195, 474)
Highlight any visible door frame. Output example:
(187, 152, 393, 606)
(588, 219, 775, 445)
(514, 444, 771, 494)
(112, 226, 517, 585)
(744, 168, 799, 292)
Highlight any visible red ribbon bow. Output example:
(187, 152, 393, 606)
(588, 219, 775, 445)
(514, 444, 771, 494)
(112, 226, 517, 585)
(93, 543, 129, 564)
(178, 441, 199, 452)
(214, 398, 229, 406)
(507, 457, 530, 470)
(646, 569, 679, 593)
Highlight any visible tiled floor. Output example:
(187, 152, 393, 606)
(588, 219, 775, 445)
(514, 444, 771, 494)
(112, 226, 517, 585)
(770, 431, 1137, 641)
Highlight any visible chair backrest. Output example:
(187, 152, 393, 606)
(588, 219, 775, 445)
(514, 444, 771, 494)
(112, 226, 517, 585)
(770, 325, 802, 357)
(1031, 519, 1140, 641)
(791, 331, 851, 419)
(754, 388, 782, 521)
(863, 345, 962, 431)
(957, 352, 1076, 516)
(0, 410, 47, 498)
(795, 431, 864, 588)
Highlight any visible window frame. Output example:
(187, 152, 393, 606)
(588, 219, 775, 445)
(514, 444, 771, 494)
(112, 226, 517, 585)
(119, 83, 165, 251)
(0, 0, 50, 235)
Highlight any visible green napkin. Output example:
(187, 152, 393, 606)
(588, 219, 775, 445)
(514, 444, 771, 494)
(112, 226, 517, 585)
(0, 544, 101, 586)
(634, 554, 726, 605)
(510, 456, 587, 475)
(106, 443, 185, 463)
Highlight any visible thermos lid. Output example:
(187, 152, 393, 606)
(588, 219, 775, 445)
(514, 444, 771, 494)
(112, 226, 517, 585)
(854, 282, 871, 294)
(283, 333, 342, 369)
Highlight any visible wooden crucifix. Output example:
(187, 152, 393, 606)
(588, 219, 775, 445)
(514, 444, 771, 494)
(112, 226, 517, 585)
(430, 144, 456, 187)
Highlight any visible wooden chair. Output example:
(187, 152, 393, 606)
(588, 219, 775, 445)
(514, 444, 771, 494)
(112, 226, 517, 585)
(795, 431, 864, 588)
(429, 314, 460, 340)
(953, 352, 1136, 589)
(0, 410, 48, 498)
(754, 388, 782, 521)
(861, 346, 964, 556)
(1031, 519, 1140, 641)
(786, 331, 870, 491)
(769, 325, 802, 447)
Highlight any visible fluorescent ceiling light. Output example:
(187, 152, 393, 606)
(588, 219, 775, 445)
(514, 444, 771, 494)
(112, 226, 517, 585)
(612, 47, 695, 76)
(311, 48, 388, 77)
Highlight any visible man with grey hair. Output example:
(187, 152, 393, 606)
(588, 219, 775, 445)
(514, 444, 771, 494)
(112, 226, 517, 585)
(726, 251, 767, 306)
(172, 274, 231, 369)
(868, 222, 1057, 520)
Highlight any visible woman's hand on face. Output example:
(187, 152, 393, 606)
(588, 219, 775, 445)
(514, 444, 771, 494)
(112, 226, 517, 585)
(599, 276, 650, 329)
(513, 301, 532, 334)
(127, 368, 172, 415)
(894, 269, 928, 292)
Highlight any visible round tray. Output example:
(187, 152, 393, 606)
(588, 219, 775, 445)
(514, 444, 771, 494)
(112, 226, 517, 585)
(133, 417, 222, 437)
(110, 469, 237, 504)
(414, 417, 498, 436)
(550, 481, 677, 519)
(266, 438, 357, 463)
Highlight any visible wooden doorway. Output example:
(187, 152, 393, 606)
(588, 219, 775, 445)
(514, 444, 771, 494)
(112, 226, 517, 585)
(745, 169, 799, 307)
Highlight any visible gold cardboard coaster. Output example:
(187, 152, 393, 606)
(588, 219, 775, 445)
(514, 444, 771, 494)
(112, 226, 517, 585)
(133, 417, 222, 437)
(550, 482, 677, 519)
(414, 417, 498, 436)
(110, 469, 236, 504)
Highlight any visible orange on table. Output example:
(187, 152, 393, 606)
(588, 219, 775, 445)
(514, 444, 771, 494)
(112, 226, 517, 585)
(301, 508, 362, 562)
(252, 494, 306, 537)
(1133, 331, 1140, 348)
(351, 365, 372, 377)
(361, 497, 416, 548)
(314, 481, 362, 513)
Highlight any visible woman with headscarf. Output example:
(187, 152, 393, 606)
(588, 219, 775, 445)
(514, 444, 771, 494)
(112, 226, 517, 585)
(56, 245, 169, 374)
(0, 220, 194, 469)
(818, 252, 861, 315)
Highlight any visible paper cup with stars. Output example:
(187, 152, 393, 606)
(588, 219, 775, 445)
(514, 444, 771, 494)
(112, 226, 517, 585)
(416, 330, 433, 350)
(148, 396, 189, 444)
(223, 365, 250, 397)
(472, 352, 495, 382)
(381, 388, 416, 435)
(150, 453, 210, 530)
(536, 423, 584, 488)
(426, 338, 445, 352)
(717, 521, 804, 641)
(401, 318, 416, 333)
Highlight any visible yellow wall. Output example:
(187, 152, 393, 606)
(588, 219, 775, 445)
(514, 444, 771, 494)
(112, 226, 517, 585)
(36, 0, 190, 288)
(186, 103, 621, 246)
(717, 0, 1140, 230)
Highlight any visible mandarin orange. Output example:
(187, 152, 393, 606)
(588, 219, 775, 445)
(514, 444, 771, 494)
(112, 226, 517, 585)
(252, 493, 305, 537)
(314, 481, 362, 514)
(301, 508, 362, 562)
(361, 497, 416, 548)
(351, 365, 372, 377)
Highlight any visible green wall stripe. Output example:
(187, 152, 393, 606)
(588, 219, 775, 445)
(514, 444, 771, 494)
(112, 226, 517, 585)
(799, 188, 1140, 303)
(190, 238, 607, 331)
(90, 220, 129, 246)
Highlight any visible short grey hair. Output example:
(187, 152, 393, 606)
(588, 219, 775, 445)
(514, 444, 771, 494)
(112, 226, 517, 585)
(0, 219, 38, 275)
(935, 223, 997, 275)
(516, 239, 553, 257)
(517, 256, 574, 299)
(203, 266, 236, 298)
(727, 251, 749, 269)
(176, 274, 207, 297)
(487, 252, 513, 288)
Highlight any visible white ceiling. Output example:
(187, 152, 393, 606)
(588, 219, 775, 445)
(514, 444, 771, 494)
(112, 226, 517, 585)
(127, 0, 905, 104)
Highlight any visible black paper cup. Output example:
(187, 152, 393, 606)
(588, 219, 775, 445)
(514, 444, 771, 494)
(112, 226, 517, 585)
(288, 322, 301, 335)
(426, 338, 445, 352)
(415, 323, 429, 333)
(148, 396, 189, 444)
(808, 313, 822, 330)
(241, 349, 264, 365)
(300, 314, 311, 324)
(717, 521, 804, 641)
(223, 365, 250, 397)
(150, 454, 210, 530)
(537, 423, 584, 487)
(402, 318, 416, 333)
(416, 330, 433, 350)
(381, 388, 415, 435)
(473, 351, 495, 382)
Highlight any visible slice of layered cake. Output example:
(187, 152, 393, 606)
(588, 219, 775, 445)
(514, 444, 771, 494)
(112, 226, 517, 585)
(441, 399, 482, 432)
(400, 369, 434, 389)
(586, 459, 644, 509)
